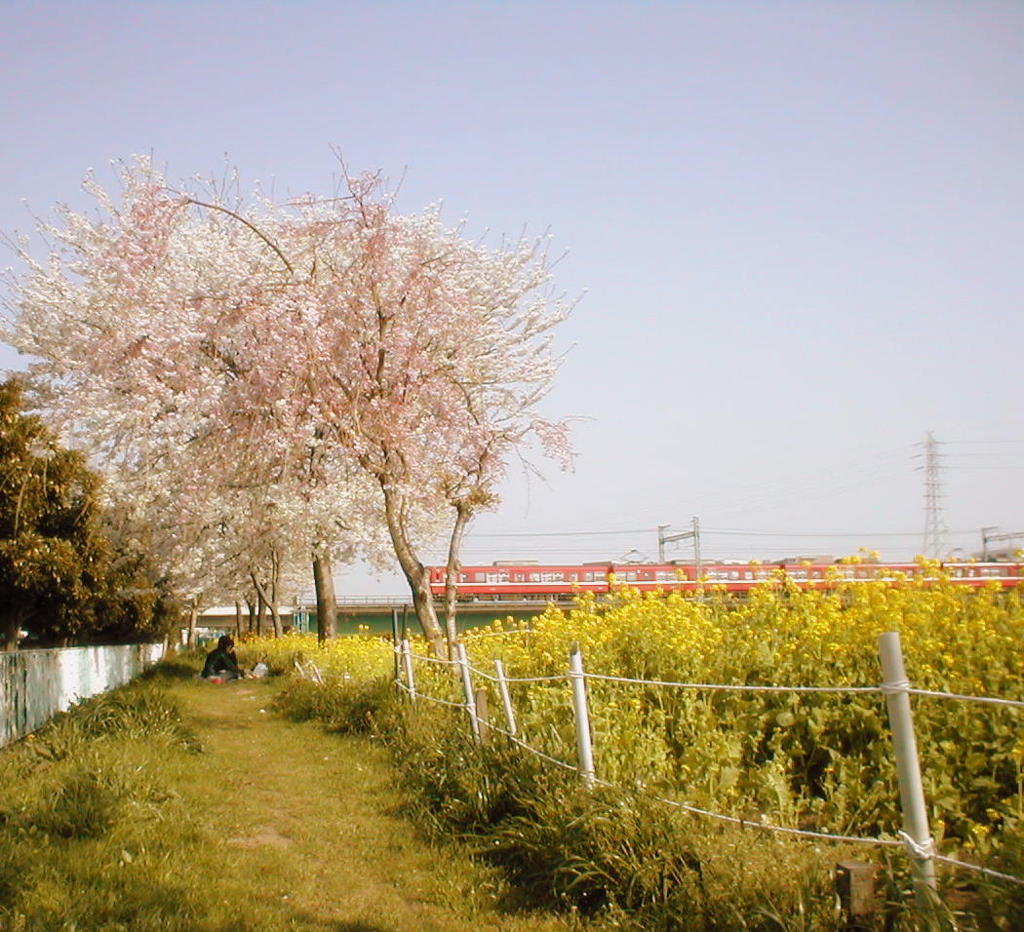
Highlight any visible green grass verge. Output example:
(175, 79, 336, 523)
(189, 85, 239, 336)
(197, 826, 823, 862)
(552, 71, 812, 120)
(0, 664, 578, 931)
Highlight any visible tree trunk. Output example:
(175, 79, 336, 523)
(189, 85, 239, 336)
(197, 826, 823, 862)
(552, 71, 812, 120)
(250, 568, 282, 638)
(255, 584, 265, 637)
(234, 600, 243, 639)
(380, 482, 445, 656)
(313, 549, 336, 645)
(2, 617, 19, 651)
(186, 599, 199, 649)
(443, 502, 472, 659)
(245, 595, 257, 634)
(270, 551, 283, 638)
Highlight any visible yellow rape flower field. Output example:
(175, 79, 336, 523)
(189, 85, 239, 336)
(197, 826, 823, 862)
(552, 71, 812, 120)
(240, 568, 1024, 907)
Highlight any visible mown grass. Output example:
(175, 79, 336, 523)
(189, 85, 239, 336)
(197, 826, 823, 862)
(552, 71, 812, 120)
(0, 663, 580, 931)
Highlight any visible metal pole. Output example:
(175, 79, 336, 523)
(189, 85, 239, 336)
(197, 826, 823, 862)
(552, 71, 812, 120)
(400, 638, 416, 705)
(877, 631, 938, 911)
(658, 524, 668, 563)
(456, 642, 480, 743)
(981, 526, 996, 561)
(494, 658, 517, 737)
(692, 515, 702, 581)
(568, 644, 595, 788)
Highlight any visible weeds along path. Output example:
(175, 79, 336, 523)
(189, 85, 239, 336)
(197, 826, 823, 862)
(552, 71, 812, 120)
(166, 674, 569, 932)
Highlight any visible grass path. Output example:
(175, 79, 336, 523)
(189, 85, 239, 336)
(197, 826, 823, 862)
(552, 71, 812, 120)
(159, 674, 572, 932)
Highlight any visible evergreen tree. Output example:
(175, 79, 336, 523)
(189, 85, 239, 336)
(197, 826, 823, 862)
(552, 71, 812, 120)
(0, 378, 169, 648)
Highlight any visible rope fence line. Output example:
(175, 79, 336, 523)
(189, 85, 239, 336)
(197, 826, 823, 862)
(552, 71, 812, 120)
(460, 685, 906, 849)
(404, 667, 1024, 888)
(395, 677, 465, 709)
(408, 651, 458, 667)
(470, 715, 582, 774)
(462, 657, 1024, 708)
(452, 676, 924, 852)
(582, 671, 882, 695)
(416, 692, 467, 710)
(931, 852, 1024, 886)
(469, 666, 570, 685)
(394, 632, 1024, 895)
(407, 648, 568, 684)
(905, 687, 1024, 710)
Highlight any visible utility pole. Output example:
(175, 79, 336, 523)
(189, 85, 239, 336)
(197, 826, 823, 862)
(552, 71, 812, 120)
(982, 526, 997, 561)
(916, 433, 946, 560)
(981, 527, 1023, 561)
(658, 517, 702, 578)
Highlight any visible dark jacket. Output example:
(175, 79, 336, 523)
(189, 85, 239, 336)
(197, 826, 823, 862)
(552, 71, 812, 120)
(202, 646, 241, 679)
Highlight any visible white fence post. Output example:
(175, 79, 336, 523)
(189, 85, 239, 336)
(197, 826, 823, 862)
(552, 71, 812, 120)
(494, 658, 517, 737)
(877, 630, 938, 910)
(456, 642, 481, 743)
(400, 638, 416, 705)
(568, 643, 596, 788)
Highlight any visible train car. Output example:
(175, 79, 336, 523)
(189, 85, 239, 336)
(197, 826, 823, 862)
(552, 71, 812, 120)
(427, 563, 612, 601)
(427, 560, 1024, 600)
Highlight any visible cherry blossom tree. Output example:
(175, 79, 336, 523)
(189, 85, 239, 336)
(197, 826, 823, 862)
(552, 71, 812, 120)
(5, 160, 374, 637)
(5, 158, 572, 653)
(262, 174, 573, 653)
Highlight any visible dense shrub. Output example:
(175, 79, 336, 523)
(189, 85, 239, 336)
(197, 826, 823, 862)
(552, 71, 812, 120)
(273, 674, 393, 734)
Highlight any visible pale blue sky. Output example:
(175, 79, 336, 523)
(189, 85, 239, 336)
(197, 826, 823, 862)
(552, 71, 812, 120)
(2, 2, 1022, 592)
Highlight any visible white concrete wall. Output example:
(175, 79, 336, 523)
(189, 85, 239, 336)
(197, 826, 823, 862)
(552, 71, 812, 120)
(0, 643, 166, 747)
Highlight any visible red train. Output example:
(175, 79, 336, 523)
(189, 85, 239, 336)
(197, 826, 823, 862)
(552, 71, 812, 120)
(427, 560, 1024, 601)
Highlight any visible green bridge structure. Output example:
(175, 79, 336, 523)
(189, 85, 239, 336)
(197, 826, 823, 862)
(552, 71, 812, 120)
(197, 597, 572, 640)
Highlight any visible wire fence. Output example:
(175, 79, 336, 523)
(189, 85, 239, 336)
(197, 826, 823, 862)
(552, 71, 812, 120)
(393, 632, 1024, 894)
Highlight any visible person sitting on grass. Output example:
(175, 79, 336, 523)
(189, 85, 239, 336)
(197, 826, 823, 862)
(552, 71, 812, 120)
(201, 635, 244, 681)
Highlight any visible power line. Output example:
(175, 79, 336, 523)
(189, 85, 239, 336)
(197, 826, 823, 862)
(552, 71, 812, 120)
(703, 529, 933, 538)
(945, 466, 1024, 471)
(462, 526, 981, 541)
(467, 527, 652, 538)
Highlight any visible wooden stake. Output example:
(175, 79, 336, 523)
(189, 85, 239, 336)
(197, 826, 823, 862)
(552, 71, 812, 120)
(474, 687, 491, 746)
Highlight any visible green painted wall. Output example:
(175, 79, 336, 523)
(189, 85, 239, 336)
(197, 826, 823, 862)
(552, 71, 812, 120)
(320, 606, 549, 636)
(201, 601, 565, 638)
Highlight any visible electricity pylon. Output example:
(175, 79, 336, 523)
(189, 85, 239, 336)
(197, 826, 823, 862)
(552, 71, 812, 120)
(919, 432, 946, 559)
